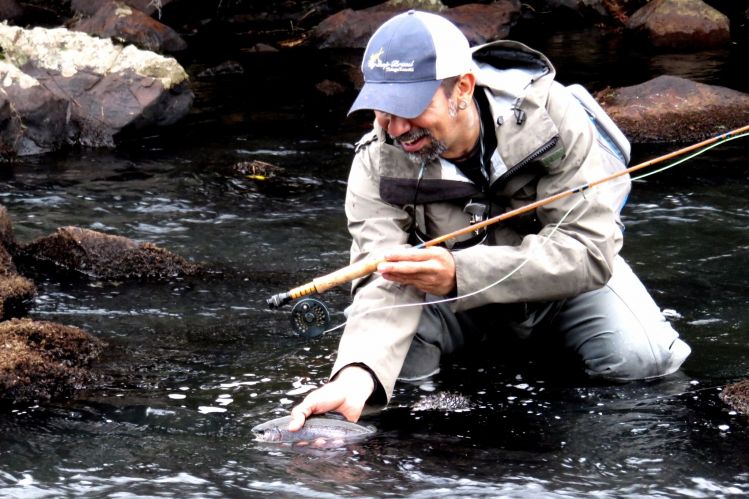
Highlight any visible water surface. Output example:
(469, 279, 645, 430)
(0, 29, 747, 497)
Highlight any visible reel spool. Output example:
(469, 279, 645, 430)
(290, 297, 330, 338)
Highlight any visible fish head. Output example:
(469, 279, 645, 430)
(253, 427, 284, 442)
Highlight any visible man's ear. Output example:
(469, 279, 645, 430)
(456, 73, 477, 101)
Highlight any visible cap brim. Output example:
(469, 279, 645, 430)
(347, 79, 442, 119)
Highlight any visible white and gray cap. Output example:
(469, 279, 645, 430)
(348, 10, 472, 119)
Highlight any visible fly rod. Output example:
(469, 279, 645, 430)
(267, 124, 749, 309)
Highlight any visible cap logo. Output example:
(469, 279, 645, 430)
(367, 47, 415, 73)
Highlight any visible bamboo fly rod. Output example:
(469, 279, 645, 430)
(266, 124, 749, 308)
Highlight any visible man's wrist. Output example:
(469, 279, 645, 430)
(337, 364, 376, 397)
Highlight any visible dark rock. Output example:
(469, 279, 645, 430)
(0, 318, 105, 402)
(626, 0, 731, 49)
(242, 43, 279, 53)
(0, 61, 69, 159)
(596, 75, 749, 143)
(0, 0, 23, 21)
(445, 1, 522, 43)
(22, 226, 202, 280)
(71, 0, 175, 17)
(70, 1, 187, 53)
(720, 378, 749, 416)
(0, 24, 193, 156)
(312, 0, 521, 49)
(538, 0, 635, 27)
(197, 60, 245, 78)
(315, 79, 346, 97)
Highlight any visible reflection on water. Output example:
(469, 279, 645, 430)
(0, 29, 748, 497)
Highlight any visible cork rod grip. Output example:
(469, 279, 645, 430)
(312, 257, 384, 293)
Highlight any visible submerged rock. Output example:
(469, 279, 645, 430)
(0, 318, 105, 402)
(720, 378, 749, 416)
(411, 391, 474, 412)
(22, 226, 202, 280)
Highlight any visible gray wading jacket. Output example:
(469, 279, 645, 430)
(331, 40, 632, 405)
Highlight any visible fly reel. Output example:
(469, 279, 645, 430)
(290, 297, 330, 338)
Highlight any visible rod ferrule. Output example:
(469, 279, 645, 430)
(266, 292, 291, 308)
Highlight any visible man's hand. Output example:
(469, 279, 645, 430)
(288, 365, 375, 431)
(377, 246, 456, 296)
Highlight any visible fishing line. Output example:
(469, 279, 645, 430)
(272, 125, 749, 337)
(630, 131, 749, 181)
(320, 194, 588, 334)
(316, 130, 749, 336)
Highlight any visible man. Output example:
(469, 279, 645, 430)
(289, 10, 690, 430)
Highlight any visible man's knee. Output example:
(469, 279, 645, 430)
(562, 257, 692, 381)
(579, 330, 691, 381)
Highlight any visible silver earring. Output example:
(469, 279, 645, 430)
(457, 100, 468, 110)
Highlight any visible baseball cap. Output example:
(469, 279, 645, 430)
(348, 10, 472, 119)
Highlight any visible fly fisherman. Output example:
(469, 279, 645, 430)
(289, 10, 691, 430)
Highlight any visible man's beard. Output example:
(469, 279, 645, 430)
(392, 128, 448, 165)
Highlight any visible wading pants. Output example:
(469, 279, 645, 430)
(398, 256, 692, 382)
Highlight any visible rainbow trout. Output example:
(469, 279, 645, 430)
(252, 415, 375, 447)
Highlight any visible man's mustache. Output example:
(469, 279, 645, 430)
(393, 128, 430, 144)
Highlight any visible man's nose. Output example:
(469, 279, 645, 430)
(387, 115, 411, 138)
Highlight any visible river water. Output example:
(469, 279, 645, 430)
(0, 29, 747, 497)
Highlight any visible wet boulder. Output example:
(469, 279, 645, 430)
(596, 75, 749, 143)
(22, 226, 202, 280)
(0, 23, 193, 156)
(312, 0, 521, 49)
(70, 1, 187, 53)
(0, 318, 105, 402)
(0, 61, 69, 158)
(626, 0, 731, 49)
(720, 378, 749, 416)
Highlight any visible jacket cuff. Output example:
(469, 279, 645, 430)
(332, 362, 387, 409)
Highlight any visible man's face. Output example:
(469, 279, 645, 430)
(374, 85, 464, 165)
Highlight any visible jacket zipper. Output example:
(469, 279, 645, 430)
(490, 135, 559, 194)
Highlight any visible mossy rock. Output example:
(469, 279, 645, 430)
(720, 378, 749, 416)
(0, 318, 105, 402)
